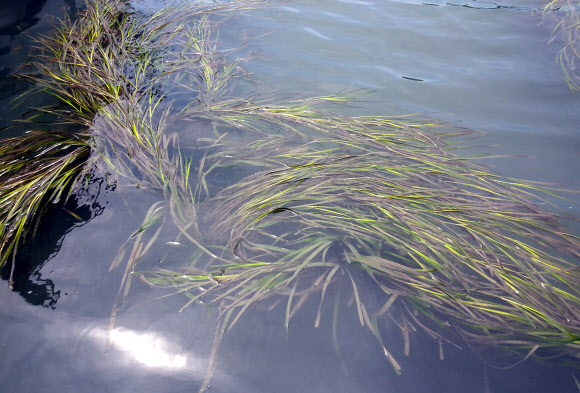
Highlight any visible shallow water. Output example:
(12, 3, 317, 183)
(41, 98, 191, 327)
(0, 0, 579, 392)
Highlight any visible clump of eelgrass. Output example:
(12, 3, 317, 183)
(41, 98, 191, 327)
(0, 131, 89, 285)
(1, 0, 266, 267)
(140, 98, 580, 372)
(2, 0, 580, 390)
(20, 0, 268, 124)
(544, 0, 580, 91)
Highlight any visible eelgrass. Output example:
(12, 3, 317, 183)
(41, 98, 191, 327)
(19, 0, 268, 125)
(1, 0, 579, 390)
(544, 0, 580, 91)
(2, 0, 266, 267)
(140, 103, 580, 371)
(0, 132, 89, 286)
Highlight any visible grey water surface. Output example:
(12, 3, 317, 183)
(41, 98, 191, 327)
(0, 0, 579, 392)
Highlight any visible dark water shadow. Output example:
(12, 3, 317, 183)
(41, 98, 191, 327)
(0, 174, 109, 308)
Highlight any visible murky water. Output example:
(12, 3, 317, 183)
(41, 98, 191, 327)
(1, 0, 579, 392)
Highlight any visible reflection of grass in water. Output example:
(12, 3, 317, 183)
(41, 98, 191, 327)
(544, 0, 580, 91)
(0, 0, 579, 390)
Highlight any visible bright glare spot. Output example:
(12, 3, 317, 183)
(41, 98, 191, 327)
(109, 328, 187, 369)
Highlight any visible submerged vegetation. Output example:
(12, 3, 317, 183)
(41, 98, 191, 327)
(544, 0, 580, 91)
(1, 0, 579, 389)
(0, 132, 89, 285)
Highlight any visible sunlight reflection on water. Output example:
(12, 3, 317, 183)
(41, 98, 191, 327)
(106, 328, 190, 369)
